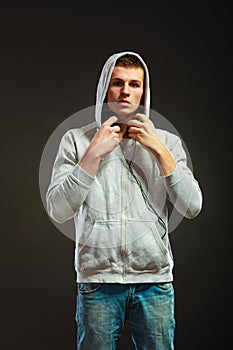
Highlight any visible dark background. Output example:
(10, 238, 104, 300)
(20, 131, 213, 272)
(1, 1, 232, 349)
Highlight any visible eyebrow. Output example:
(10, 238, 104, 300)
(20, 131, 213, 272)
(111, 78, 142, 83)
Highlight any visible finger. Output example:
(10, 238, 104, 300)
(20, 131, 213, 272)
(128, 126, 141, 132)
(113, 132, 121, 139)
(103, 116, 118, 126)
(128, 119, 143, 127)
(133, 113, 147, 122)
(111, 125, 121, 132)
(128, 131, 138, 140)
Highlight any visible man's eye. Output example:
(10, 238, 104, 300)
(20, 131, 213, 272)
(113, 81, 122, 86)
(130, 83, 139, 88)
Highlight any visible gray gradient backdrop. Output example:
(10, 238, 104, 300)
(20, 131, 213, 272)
(1, 2, 232, 349)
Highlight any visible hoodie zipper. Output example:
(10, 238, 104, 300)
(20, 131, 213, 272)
(120, 140, 136, 283)
(121, 150, 128, 283)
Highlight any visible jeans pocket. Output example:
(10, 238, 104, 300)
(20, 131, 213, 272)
(78, 283, 101, 294)
(156, 282, 173, 291)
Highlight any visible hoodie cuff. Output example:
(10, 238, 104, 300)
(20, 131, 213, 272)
(164, 165, 180, 187)
(71, 164, 95, 189)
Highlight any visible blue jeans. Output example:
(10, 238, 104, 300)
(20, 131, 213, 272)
(76, 283, 175, 350)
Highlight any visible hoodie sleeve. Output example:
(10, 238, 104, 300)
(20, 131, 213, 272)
(164, 134, 203, 219)
(46, 130, 95, 224)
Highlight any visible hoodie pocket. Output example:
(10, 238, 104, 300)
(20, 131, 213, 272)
(79, 220, 123, 249)
(150, 221, 167, 256)
(78, 220, 122, 273)
(126, 220, 169, 272)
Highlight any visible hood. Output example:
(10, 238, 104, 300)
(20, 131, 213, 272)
(95, 51, 151, 127)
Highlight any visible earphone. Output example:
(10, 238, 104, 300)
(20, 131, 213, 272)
(125, 141, 167, 240)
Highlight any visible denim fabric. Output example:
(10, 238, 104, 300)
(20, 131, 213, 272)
(76, 283, 175, 350)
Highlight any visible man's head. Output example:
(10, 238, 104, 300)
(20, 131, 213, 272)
(115, 54, 145, 71)
(106, 54, 145, 122)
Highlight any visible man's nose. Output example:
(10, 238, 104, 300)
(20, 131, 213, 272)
(121, 83, 130, 95)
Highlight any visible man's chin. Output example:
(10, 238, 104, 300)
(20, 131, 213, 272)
(107, 102, 139, 121)
(116, 111, 137, 123)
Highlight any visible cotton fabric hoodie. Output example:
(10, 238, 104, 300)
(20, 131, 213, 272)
(46, 51, 203, 283)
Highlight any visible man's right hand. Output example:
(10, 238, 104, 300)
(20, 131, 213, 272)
(88, 116, 121, 157)
(78, 116, 121, 176)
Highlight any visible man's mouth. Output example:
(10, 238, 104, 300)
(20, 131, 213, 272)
(118, 100, 130, 106)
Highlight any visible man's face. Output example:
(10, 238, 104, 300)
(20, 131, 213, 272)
(106, 66, 144, 122)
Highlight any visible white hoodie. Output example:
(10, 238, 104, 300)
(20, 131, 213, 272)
(46, 51, 203, 283)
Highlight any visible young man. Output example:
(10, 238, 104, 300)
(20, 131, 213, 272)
(46, 51, 203, 349)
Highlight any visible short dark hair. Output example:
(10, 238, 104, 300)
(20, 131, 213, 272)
(115, 54, 144, 71)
